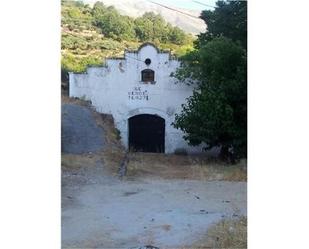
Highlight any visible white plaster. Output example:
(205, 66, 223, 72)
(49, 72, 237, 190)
(69, 43, 204, 154)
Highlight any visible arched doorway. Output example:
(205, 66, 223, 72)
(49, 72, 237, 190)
(128, 114, 165, 153)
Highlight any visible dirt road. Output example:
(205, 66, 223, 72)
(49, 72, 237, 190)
(62, 158, 246, 249)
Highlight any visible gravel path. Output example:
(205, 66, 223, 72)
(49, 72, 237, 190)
(62, 160, 247, 248)
(61, 104, 105, 154)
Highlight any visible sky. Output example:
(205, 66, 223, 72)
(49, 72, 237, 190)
(153, 0, 217, 11)
(83, 0, 218, 11)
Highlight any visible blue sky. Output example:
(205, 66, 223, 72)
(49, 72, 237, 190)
(153, 0, 217, 11)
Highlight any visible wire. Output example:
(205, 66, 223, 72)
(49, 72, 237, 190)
(192, 0, 216, 9)
(61, 0, 218, 22)
(61, 1, 212, 22)
(146, 0, 202, 19)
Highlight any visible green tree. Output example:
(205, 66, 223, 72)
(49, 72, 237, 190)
(197, 0, 247, 49)
(144, 12, 167, 41)
(169, 26, 186, 45)
(134, 12, 188, 44)
(135, 16, 154, 41)
(93, 5, 135, 41)
(92, 1, 107, 20)
(173, 37, 247, 160)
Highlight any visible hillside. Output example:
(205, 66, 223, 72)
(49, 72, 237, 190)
(84, 0, 206, 35)
(61, 0, 196, 80)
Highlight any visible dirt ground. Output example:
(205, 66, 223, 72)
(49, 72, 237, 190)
(62, 155, 247, 249)
(61, 96, 247, 248)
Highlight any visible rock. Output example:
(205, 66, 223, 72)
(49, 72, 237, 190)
(131, 246, 159, 249)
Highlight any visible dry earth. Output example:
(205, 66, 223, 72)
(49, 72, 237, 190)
(62, 156, 246, 248)
(61, 96, 247, 248)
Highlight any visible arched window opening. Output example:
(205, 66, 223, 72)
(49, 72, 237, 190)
(141, 69, 155, 83)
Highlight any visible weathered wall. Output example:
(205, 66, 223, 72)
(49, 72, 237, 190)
(69, 43, 203, 153)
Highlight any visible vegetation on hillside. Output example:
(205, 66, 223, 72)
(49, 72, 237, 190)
(172, 0, 247, 161)
(61, 0, 195, 79)
(193, 216, 247, 248)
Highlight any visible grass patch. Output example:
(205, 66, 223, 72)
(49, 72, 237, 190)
(62, 95, 246, 181)
(61, 153, 98, 170)
(61, 95, 92, 107)
(126, 153, 247, 181)
(101, 148, 126, 175)
(192, 216, 247, 249)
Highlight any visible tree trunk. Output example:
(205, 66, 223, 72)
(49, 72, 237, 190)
(219, 145, 236, 164)
(219, 146, 229, 161)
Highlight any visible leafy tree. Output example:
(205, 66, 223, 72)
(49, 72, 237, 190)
(135, 12, 166, 42)
(134, 12, 188, 44)
(197, 0, 247, 49)
(93, 5, 135, 40)
(172, 1, 247, 161)
(92, 1, 107, 20)
(143, 12, 167, 41)
(169, 26, 186, 45)
(173, 37, 247, 160)
(135, 16, 154, 41)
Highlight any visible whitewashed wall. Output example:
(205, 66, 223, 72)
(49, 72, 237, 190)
(69, 43, 204, 154)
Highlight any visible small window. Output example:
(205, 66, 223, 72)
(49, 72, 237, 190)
(145, 58, 151, 65)
(141, 69, 155, 82)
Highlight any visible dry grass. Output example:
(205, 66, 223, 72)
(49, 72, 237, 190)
(61, 153, 99, 170)
(61, 148, 124, 177)
(61, 94, 92, 107)
(62, 95, 125, 175)
(191, 216, 247, 249)
(61, 150, 123, 178)
(101, 148, 126, 175)
(126, 153, 247, 181)
(62, 95, 247, 181)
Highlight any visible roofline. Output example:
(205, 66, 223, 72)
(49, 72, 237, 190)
(138, 42, 160, 53)
(70, 43, 178, 73)
(125, 42, 171, 55)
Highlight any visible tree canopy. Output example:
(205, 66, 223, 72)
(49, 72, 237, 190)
(197, 0, 247, 49)
(172, 0, 247, 161)
(62, 1, 190, 44)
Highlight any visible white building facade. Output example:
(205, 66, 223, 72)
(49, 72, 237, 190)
(69, 43, 203, 154)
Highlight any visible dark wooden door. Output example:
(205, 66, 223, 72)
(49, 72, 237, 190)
(129, 114, 165, 153)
